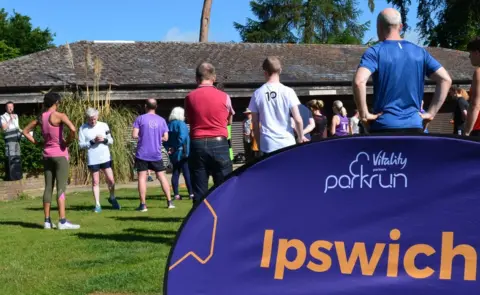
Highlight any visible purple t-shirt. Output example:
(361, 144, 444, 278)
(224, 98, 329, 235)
(133, 113, 168, 161)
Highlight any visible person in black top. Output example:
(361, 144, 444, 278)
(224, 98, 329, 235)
(451, 87, 469, 135)
(306, 99, 328, 141)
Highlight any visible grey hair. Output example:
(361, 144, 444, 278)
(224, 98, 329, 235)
(86, 107, 99, 118)
(378, 9, 402, 29)
(169, 106, 185, 122)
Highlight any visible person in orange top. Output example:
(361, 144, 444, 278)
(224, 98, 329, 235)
(250, 121, 260, 159)
(465, 37, 480, 136)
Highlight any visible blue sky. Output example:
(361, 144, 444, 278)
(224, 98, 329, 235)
(2, 0, 420, 45)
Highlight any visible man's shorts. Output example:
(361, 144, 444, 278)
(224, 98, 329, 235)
(88, 161, 113, 173)
(135, 158, 166, 173)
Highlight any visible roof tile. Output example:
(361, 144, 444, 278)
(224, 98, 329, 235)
(0, 41, 473, 88)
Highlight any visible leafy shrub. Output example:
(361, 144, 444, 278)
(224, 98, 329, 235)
(0, 115, 44, 177)
(0, 97, 136, 184)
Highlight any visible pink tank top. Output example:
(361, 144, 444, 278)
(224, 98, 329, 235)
(41, 111, 69, 159)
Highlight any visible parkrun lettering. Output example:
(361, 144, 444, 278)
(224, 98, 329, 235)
(324, 151, 408, 193)
(260, 229, 477, 281)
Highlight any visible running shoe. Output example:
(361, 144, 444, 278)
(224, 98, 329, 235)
(58, 220, 81, 230)
(108, 197, 121, 210)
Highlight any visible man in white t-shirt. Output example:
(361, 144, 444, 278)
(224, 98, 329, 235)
(248, 56, 306, 156)
(1, 101, 23, 181)
(79, 108, 121, 213)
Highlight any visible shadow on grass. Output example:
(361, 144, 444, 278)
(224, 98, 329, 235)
(25, 205, 122, 212)
(123, 228, 177, 235)
(76, 233, 174, 245)
(115, 194, 168, 201)
(112, 216, 184, 223)
(0, 221, 44, 229)
(25, 207, 51, 211)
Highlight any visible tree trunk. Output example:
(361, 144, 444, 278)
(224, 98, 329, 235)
(199, 0, 213, 42)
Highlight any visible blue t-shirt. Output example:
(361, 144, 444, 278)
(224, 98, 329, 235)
(298, 104, 312, 140)
(359, 40, 442, 130)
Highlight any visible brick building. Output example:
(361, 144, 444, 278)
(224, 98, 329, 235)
(0, 41, 474, 156)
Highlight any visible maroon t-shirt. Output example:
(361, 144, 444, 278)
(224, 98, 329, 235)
(185, 85, 234, 139)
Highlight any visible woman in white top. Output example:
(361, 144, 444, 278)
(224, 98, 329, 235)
(79, 108, 120, 213)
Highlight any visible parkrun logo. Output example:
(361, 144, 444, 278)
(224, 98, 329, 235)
(259, 229, 478, 281)
(324, 151, 408, 193)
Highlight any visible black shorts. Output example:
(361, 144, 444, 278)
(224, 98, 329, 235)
(88, 161, 112, 172)
(135, 158, 166, 172)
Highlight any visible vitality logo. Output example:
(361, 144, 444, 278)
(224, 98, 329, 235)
(324, 151, 408, 193)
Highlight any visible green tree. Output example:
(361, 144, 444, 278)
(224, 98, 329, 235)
(234, 0, 373, 44)
(0, 9, 55, 61)
(0, 40, 20, 61)
(371, 0, 480, 49)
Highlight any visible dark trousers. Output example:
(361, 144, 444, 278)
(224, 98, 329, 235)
(243, 140, 254, 162)
(189, 137, 233, 203)
(171, 158, 193, 196)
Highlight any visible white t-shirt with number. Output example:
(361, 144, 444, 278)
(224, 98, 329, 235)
(248, 82, 301, 153)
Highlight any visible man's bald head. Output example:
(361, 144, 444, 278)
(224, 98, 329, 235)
(377, 8, 403, 40)
(145, 98, 157, 110)
(196, 62, 216, 83)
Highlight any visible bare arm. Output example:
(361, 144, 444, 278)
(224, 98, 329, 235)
(162, 131, 168, 142)
(353, 68, 373, 120)
(59, 113, 77, 144)
(304, 117, 315, 135)
(290, 105, 304, 143)
(226, 95, 235, 126)
(132, 128, 139, 140)
(465, 69, 480, 135)
(330, 116, 339, 136)
(424, 67, 452, 120)
(22, 119, 39, 145)
(252, 112, 261, 150)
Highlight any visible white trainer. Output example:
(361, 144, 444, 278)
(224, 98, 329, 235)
(44, 222, 57, 229)
(57, 221, 81, 230)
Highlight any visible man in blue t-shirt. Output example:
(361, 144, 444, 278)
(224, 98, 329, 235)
(353, 8, 452, 133)
(292, 104, 315, 140)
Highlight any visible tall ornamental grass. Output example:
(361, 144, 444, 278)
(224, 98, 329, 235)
(58, 49, 137, 184)
(59, 94, 136, 185)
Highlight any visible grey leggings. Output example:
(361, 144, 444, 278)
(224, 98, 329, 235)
(43, 157, 69, 204)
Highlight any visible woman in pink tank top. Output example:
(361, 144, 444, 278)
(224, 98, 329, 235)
(23, 93, 80, 230)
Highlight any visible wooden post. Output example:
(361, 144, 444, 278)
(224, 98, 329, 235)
(199, 0, 213, 42)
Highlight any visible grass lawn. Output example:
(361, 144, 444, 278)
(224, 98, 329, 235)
(0, 187, 194, 295)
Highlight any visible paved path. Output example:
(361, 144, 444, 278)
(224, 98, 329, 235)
(25, 164, 244, 197)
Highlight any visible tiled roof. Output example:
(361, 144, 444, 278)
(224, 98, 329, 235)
(0, 41, 474, 88)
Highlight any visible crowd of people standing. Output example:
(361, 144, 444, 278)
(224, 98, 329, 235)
(2, 7, 480, 230)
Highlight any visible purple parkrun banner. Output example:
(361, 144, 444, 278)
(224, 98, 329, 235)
(165, 135, 480, 295)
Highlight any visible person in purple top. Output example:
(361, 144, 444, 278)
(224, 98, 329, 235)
(330, 100, 349, 137)
(132, 98, 174, 211)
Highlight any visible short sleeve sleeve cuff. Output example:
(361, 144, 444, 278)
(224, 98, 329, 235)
(248, 94, 257, 113)
(289, 88, 301, 107)
(424, 49, 442, 76)
(358, 47, 378, 74)
(133, 117, 140, 129)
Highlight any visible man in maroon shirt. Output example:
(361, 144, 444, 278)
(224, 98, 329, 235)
(185, 62, 234, 204)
